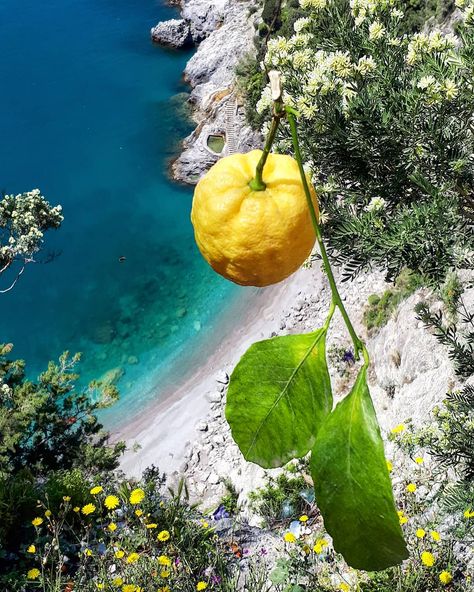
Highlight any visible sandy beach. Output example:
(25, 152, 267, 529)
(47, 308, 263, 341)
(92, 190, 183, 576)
(117, 267, 308, 478)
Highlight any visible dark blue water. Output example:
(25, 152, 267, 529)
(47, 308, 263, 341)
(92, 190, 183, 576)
(0, 0, 240, 422)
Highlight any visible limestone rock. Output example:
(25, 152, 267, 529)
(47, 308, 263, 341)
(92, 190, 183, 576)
(150, 19, 192, 48)
(171, 0, 261, 184)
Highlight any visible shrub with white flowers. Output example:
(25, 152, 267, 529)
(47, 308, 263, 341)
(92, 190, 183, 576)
(252, 0, 474, 283)
(0, 189, 63, 292)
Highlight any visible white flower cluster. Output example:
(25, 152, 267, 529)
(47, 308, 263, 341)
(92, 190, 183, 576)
(0, 383, 12, 396)
(258, 27, 379, 120)
(300, 0, 328, 10)
(406, 30, 457, 65)
(0, 189, 63, 266)
(350, 0, 392, 26)
(365, 196, 387, 212)
(417, 76, 459, 104)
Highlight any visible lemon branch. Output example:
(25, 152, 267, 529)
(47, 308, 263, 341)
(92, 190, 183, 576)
(249, 71, 285, 192)
(285, 106, 364, 361)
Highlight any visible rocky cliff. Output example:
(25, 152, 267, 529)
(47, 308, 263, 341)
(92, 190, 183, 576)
(151, 0, 262, 184)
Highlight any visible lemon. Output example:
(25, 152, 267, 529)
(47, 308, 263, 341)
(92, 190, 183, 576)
(191, 150, 318, 287)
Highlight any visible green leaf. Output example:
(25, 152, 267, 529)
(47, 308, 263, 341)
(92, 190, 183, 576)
(270, 559, 290, 584)
(310, 366, 408, 571)
(226, 329, 332, 468)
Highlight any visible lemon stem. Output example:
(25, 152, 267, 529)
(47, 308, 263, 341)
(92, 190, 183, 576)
(249, 101, 285, 192)
(286, 107, 365, 361)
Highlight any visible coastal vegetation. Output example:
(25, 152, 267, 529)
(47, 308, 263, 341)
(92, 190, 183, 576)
(0, 190, 63, 293)
(2, 0, 474, 590)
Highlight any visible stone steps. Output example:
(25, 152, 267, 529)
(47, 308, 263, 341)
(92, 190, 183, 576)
(225, 96, 238, 155)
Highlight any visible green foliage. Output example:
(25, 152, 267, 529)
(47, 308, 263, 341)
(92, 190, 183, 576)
(406, 385, 474, 508)
(0, 344, 123, 478)
(364, 270, 423, 330)
(226, 329, 332, 468)
(248, 471, 310, 525)
(220, 478, 239, 515)
(235, 53, 268, 128)
(311, 366, 408, 570)
(440, 271, 464, 318)
(0, 343, 125, 557)
(252, 0, 474, 284)
(415, 297, 474, 378)
(261, 0, 282, 27)
(2, 471, 233, 592)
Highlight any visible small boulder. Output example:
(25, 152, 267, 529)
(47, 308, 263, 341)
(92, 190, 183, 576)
(151, 19, 193, 48)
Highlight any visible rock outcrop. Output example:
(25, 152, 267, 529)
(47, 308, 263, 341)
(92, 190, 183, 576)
(150, 18, 192, 48)
(151, 0, 262, 184)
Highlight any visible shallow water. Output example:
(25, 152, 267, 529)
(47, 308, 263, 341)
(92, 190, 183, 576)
(0, 0, 241, 423)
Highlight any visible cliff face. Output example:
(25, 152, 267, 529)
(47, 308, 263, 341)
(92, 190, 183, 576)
(151, 0, 262, 184)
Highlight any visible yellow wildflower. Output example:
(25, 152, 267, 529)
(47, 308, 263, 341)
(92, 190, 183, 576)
(129, 488, 145, 505)
(399, 516, 408, 525)
(313, 538, 328, 553)
(90, 486, 103, 495)
(104, 495, 120, 510)
(464, 508, 474, 518)
(283, 532, 296, 543)
(146, 523, 158, 529)
(157, 530, 171, 542)
(406, 483, 417, 493)
(82, 503, 96, 516)
(421, 551, 435, 567)
(439, 571, 453, 585)
(135, 509, 143, 517)
(160, 570, 171, 578)
(391, 424, 405, 434)
(201, 520, 209, 528)
(96, 584, 104, 590)
(32, 517, 43, 527)
(158, 555, 171, 566)
(416, 529, 426, 538)
(158, 587, 171, 592)
(386, 460, 393, 472)
(122, 586, 136, 592)
(415, 457, 424, 464)
(45, 510, 52, 518)
(108, 522, 117, 532)
(339, 584, 350, 592)
(397, 510, 404, 517)
(73, 506, 80, 513)
(27, 544, 36, 553)
(115, 550, 125, 559)
(63, 496, 71, 502)
(113, 577, 124, 586)
(431, 530, 441, 542)
(196, 583, 208, 591)
(127, 552, 140, 564)
(27, 568, 41, 580)
(299, 515, 309, 522)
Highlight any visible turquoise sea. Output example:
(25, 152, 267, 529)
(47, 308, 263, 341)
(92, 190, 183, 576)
(0, 0, 241, 424)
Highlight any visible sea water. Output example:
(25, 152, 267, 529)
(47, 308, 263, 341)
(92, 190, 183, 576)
(0, 0, 242, 424)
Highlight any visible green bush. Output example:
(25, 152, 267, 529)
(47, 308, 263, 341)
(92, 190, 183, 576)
(248, 471, 312, 526)
(363, 271, 423, 331)
(236, 54, 268, 128)
(251, 0, 474, 284)
(0, 344, 125, 557)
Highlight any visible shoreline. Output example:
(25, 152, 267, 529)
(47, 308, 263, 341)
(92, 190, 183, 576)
(117, 269, 305, 478)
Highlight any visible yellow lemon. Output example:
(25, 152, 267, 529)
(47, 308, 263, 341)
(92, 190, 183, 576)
(191, 150, 318, 287)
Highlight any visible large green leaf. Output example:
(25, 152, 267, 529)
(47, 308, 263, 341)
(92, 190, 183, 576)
(310, 366, 408, 571)
(226, 329, 332, 468)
